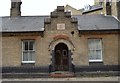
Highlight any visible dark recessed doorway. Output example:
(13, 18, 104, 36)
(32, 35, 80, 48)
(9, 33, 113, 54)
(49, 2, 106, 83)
(54, 43, 69, 71)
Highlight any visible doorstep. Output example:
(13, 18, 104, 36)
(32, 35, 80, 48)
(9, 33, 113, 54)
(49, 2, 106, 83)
(50, 71, 75, 78)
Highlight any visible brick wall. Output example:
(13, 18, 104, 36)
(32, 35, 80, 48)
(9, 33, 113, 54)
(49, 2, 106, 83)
(2, 7, 119, 68)
(2, 32, 119, 67)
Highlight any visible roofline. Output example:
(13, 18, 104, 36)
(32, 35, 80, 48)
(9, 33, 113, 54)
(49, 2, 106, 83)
(82, 7, 103, 14)
(0, 15, 50, 18)
(112, 15, 120, 22)
(1, 31, 44, 33)
(1, 29, 119, 33)
(78, 29, 120, 31)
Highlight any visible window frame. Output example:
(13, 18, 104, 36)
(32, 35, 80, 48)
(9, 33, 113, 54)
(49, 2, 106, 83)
(88, 38, 103, 62)
(22, 40, 35, 63)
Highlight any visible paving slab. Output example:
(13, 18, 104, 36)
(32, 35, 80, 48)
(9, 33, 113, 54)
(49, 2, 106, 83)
(2, 76, 119, 81)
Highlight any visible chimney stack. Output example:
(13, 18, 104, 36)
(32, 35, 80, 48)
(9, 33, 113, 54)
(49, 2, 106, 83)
(10, 0, 22, 17)
(117, 1, 120, 21)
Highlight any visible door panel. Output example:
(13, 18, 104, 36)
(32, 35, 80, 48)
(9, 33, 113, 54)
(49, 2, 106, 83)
(62, 50, 68, 65)
(54, 43, 69, 71)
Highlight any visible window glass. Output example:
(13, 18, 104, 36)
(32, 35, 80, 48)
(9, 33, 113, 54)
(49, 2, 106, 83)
(24, 41, 28, 50)
(29, 51, 35, 61)
(22, 40, 35, 63)
(29, 41, 34, 50)
(23, 52, 28, 61)
(88, 39, 102, 62)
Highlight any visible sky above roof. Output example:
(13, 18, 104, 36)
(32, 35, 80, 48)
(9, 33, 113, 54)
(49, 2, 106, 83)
(0, 0, 94, 16)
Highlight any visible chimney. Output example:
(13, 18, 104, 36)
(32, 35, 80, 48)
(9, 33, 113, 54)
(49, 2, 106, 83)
(10, 0, 22, 17)
(117, 1, 120, 21)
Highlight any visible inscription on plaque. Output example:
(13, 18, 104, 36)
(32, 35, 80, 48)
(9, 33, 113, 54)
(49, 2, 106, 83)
(57, 23, 65, 30)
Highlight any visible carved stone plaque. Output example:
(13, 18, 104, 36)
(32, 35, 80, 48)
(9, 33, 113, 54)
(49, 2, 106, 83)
(57, 23, 65, 30)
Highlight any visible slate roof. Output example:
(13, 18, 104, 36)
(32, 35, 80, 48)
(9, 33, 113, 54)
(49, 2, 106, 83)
(73, 14, 120, 30)
(1, 16, 48, 32)
(0, 14, 120, 32)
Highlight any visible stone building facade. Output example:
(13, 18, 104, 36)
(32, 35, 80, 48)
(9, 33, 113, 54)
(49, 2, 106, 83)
(65, 0, 120, 21)
(1, 0, 120, 77)
(65, 5, 82, 15)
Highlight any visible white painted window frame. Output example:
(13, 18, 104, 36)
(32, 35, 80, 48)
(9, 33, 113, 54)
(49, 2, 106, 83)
(88, 39, 103, 62)
(22, 40, 35, 63)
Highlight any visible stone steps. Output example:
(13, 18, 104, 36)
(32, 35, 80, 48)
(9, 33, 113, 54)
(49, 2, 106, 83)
(50, 71, 75, 78)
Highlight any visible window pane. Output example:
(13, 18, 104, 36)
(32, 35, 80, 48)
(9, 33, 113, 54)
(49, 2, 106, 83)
(89, 50, 101, 60)
(24, 41, 28, 50)
(89, 50, 94, 60)
(23, 52, 28, 61)
(89, 39, 102, 50)
(29, 41, 34, 50)
(95, 39, 101, 49)
(29, 51, 35, 61)
(95, 50, 102, 59)
(88, 40, 94, 50)
(88, 39, 102, 61)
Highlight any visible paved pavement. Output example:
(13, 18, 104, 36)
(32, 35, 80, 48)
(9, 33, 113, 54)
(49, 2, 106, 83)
(2, 76, 120, 83)
(1, 81, 120, 83)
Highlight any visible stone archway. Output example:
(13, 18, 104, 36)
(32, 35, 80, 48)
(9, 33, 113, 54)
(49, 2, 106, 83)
(49, 38, 75, 51)
(54, 43, 69, 71)
(49, 38, 75, 72)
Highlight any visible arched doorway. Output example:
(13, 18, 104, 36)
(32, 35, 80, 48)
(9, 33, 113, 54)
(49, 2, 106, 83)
(54, 43, 69, 71)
